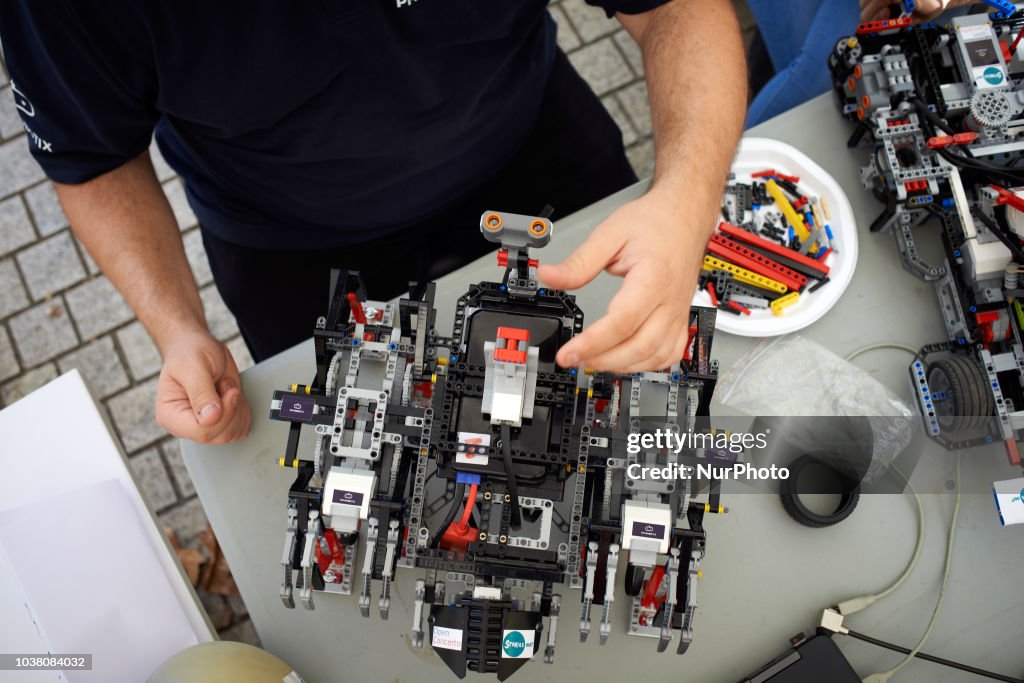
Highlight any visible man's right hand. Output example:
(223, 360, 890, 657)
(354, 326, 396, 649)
(156, 329, 252, 444)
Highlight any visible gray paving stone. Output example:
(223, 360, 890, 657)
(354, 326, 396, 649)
(568, 38, 634, 96)
(16, 231, 87, 300)
(200, 285, 239, 341)
(158, 496, 208, 543)
(549, 5, 581, 53)
(57, 335, 129, 399)
(601, 95, 638, 147)
(160, 438, 196, 498)
(0, 195, 36, 256)
(0, 257, 29, 319)
(613, 30, 644, 76)
(1, 362, 57, 406)
(129, 446, 178, 511)
(226, 335, 254, 373)
(0, 325, 19, 384)
(163, 178, 197, 231)
(626, 138, 655, 179)
(616, 80, 652, 137)
(64, 276, 134, 340)
(149, 139, 176, 182)
(106, 376, 164, 452)
(116, 320, 162, 381)
(219, 618, 260, 646)
(0, 136, 46, 198)
(24, 182, 68, 236)
(561, 0, 619, 42)
(182, 228, 213, 286)
(0, 87, 24, 139)
(8, 299, 78, 366)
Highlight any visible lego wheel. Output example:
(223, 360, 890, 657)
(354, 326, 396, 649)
(779, 454, 859, 528)
(624, 562, 644, 597)
(926, 356, 994, 433)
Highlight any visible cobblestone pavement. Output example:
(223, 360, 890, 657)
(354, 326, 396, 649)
(0, 1, 756, 646)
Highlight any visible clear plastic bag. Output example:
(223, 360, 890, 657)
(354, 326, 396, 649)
(717, 335, 916, 482)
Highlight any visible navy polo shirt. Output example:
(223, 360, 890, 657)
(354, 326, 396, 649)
(1, 1, 667, 248)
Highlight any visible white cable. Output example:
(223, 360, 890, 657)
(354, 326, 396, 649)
(862, 452, 962, 683)
(844, 343, 919, 362)
(835, 464, 924, 616)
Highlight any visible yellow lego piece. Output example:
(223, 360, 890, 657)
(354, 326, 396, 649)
(766, 179, 810, 241)
(770, 291, 800, 316)
(278, 457, 286, 467)
(703, 255, 787, 293)
(305, 385, 311, 395)
(431, 373, 437, 383)
(587, 388, 593, 398)
(290, 384, 297, 392)
(437, 356, 448, 366)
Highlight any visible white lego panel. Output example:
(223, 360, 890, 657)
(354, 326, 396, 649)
(993, 477, 1024, 526)
(621, 500, 672, 553)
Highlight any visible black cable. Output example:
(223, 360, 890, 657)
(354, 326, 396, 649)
(430, 481, 465, 548)
(500, 423, 522, 529)
(972, 207, 1024, 263)
(843, 630, 1023, 682)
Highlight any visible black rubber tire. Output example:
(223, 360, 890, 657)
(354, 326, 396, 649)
(624, 562, 644, 597)
(927, 355, 994, 433)
(780, 454, 860, 528)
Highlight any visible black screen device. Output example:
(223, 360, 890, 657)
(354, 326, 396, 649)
(739, 633, 860, 683)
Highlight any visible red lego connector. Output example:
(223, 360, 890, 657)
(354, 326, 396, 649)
(347, 292, 366, 324)
(990, 185, 1024, 215)
(952, 132, 977, 145)
(440, 483, 479, 552)
(927, 135, 954, 148)
(493, 326, 530, 364)
(705, 281, 719, 307)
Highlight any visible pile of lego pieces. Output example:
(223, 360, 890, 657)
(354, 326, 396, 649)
(702, 169, 836, 317)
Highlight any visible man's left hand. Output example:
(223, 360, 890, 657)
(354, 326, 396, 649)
(537, 190, 711, 373)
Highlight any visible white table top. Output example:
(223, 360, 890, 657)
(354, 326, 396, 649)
(0, 370, 213, 682)
(182, 94, 1024, 683)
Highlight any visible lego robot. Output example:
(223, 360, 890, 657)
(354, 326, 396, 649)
(830, 6, 1024, 476)
(268, 211, 724, 678)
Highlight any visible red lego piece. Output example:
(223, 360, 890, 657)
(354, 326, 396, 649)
(705, 281, 719, 307)
(952, 132, 977, 145)
(717, 221, 830, 276)
(990, 185, 1024, 215)
(792, 196, 809, 210)
(1001, 40, 1013, 64)
(497, 250, 508, 267)
(496, 326, 530, 342)
(347, 292, 366, 324)
(927, 135, 954, 148)
(728, 300, 751, 315)
(751, 169, 776, 178)
(1005, 438, 1021, 467)
(315, 529, 347, 583)
(775, 172, 800, 183)
(706, 233, 808, 291)
(494, 348, 527, 364)
(856, 16, 911, 34)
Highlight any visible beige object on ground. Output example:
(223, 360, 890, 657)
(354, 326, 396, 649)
(148, 642, 303, 683)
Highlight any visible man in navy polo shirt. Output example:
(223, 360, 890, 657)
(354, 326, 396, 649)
(0, 1, 746, 444)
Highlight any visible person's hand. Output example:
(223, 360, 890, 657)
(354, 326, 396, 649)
(860, 0, 974, 22)
(537, 191, 710, 373)
(155, 328, 251, 444)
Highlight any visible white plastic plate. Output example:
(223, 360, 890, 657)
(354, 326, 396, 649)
(691, 137, 859, 337)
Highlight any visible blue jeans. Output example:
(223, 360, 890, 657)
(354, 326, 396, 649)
(745, 0, 861, 128)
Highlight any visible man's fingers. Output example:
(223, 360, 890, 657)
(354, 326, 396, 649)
(537, 223, 625, 291)
(178, 361, 225, 426)
(556, 266, 661, 366)
(860, 0, 891, 20)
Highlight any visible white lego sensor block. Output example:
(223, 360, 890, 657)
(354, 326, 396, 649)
(322, 466, 376, 532)
(621, 499, 672, 554)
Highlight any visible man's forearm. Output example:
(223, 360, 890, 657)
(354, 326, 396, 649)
(54, 151, 207, 354)
(620, 0, 747, 224)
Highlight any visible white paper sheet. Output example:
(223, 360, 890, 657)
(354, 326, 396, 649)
(0, 479, 199, 682)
